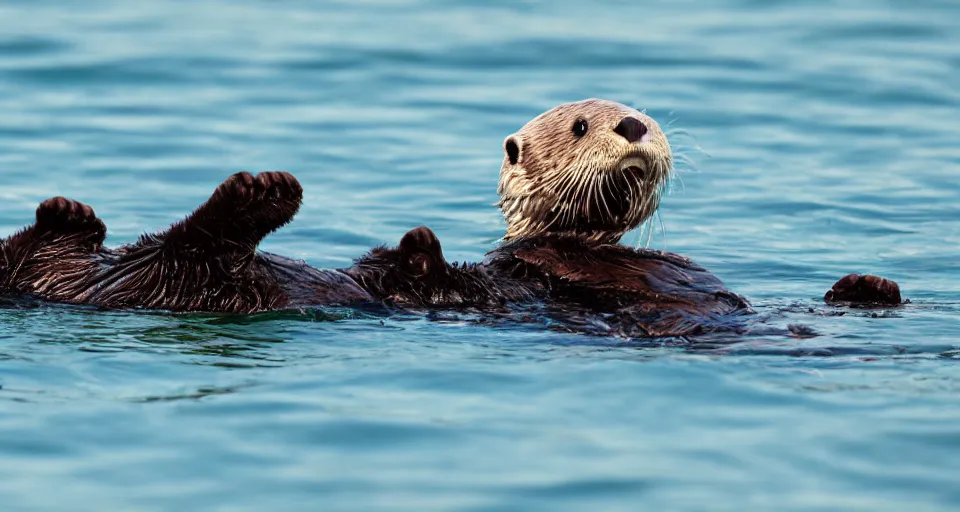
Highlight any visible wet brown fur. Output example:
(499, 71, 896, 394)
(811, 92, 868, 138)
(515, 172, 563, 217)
(481, 236, 753, 337)
(0, 100, 902, 337)
(0, 172, 495, 313)
(0, 169, 754, 336)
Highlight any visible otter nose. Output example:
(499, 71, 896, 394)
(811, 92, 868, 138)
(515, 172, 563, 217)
(613, 117, 647, 143)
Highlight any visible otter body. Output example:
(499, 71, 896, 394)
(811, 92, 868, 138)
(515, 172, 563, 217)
(0, 170, 754, 336)
(0, 171, 897, 337)
(0, 99, 902, 339)
(481, 237, 752, 336)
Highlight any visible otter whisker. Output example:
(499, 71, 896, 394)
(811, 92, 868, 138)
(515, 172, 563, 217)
(580, 168, 600, 221)
(541, 167, 581, 231)
(657, 210, 667, 250)
(638, 217, 652, 249)
(598, 171, 614, 222)
(580, 168, 596, 219)
(669, 167, 686, 195)
(561, 166, 591, 226)
(583, 170, 597, 220)
(664, 127, 707, 153)
(673, 152, 699, 172)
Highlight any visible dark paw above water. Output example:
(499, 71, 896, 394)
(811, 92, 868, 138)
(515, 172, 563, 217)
(35, 196, 102, 230)
(255, 171, 302, 202)
(398, 226, 445, 277)
(824, 273, 902, 306)
(215, 171, 303, 205)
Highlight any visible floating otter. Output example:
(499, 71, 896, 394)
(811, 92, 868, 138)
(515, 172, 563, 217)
(0, 100, 901, 338)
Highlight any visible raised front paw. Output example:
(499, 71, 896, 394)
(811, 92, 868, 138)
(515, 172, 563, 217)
(35, 196, 102, 230)
(824, 273, 902, 306)
(213, 171, 303, 207)
(33, 196, 107, 247)
(397, 226, 446, 277)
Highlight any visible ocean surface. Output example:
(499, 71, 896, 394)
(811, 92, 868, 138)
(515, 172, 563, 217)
(0, 1, 958, 510)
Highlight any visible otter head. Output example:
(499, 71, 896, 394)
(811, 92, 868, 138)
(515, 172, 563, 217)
(498, 99, 672, 245)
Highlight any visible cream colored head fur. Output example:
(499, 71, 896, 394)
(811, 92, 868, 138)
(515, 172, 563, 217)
(497, 99, 672, 244)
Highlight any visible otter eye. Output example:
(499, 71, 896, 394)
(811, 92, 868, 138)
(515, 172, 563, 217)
(505, 137, 520, 165)
(572, 118, 588, 137)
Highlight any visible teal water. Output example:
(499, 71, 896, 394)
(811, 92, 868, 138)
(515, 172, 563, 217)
(1, 1, 958, 510)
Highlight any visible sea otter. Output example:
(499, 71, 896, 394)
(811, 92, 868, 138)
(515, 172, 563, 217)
(0, 99, 901, 338)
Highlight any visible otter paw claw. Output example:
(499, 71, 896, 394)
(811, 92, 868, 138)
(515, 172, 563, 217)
(256, 171, 303, 202)
(215, 171, 258, 204)
(215, 171, 302, 205)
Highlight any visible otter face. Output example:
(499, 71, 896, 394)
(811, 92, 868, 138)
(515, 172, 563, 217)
(497, 99, 672, 244)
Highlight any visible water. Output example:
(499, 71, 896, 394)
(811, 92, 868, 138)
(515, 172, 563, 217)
(0, 1, 958, 510)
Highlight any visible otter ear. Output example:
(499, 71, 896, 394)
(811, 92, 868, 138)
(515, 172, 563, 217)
(397, 226, 446, 277)
(504, 135, 522, 166)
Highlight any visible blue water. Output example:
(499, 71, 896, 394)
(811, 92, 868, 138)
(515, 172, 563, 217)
(1, 1, 958, 510)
